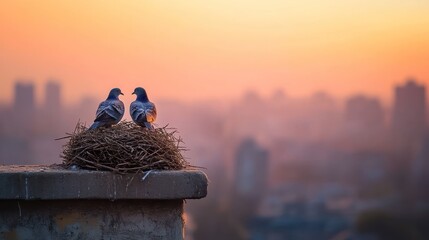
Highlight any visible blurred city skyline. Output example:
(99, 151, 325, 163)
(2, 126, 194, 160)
(1, 77, 429, 239)
(1, 76, 427, 163)
(0, 75, 427, 107)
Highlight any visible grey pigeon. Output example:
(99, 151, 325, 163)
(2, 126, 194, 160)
(89, 88, 124, 130)
(130, 87, 157, 129)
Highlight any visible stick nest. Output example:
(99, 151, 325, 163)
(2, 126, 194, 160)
(61, 121, 189, 173)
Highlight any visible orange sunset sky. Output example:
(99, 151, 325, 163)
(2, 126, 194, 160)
(1, 0, 429, 105)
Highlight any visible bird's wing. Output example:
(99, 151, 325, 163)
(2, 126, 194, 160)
(95, 100, 124, 122)
(130, 101, 157, 123)
(130, 101, 145, 122)
(111, 100, 125, 119)
(144, 102, 157, 123)
(95, 101, 108, 117)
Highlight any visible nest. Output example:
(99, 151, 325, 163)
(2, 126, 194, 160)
(60, 121, 189, 173)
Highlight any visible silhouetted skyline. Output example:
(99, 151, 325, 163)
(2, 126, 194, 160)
(1, 77, 429, 239)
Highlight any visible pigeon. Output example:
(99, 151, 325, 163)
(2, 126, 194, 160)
(130, 87, 157, 129)
(89, 88, 125, 130)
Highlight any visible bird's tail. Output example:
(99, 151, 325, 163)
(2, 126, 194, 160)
(89, 121, 101, 130)
(144, 122, 154, 130)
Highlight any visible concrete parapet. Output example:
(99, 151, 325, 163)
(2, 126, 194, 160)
(0, 165, 208, 240)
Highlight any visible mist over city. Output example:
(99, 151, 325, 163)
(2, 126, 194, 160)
(1, 77, 428, 239)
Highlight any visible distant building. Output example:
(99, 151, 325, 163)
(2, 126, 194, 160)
(343, 95, 386, 150)
(392, 79, 427, 154)
(43, 81, 62, 133)
(233, 138, 269, 219)
(413, 135, 429, 198)
(234, 138, 269, 197)
(0, 81, 37, 164)
(45, 81, 61, 112)
(12, 82, 36, 138)
(305, 91, 340, 142)
(345, 95, 384, 131)
(14, 82, 35, 112)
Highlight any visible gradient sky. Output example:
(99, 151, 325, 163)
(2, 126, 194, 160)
(1, 0, 429, 105)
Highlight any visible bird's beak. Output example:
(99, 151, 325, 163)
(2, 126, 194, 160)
(132, 91, 135, 95)
(120, 92, 124, 95)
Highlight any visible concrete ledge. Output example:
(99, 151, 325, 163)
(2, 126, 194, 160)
(0, 165, 208, 200)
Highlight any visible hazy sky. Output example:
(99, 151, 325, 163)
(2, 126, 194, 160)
(1, 0, 429, 104)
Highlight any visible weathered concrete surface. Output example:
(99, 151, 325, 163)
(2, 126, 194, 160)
(0, 165, 209, 240)
(0, 199, 184, 240)
(0, 165, 208, 200)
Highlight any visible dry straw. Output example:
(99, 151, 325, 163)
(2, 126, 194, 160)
(60, 121, 189, 174)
